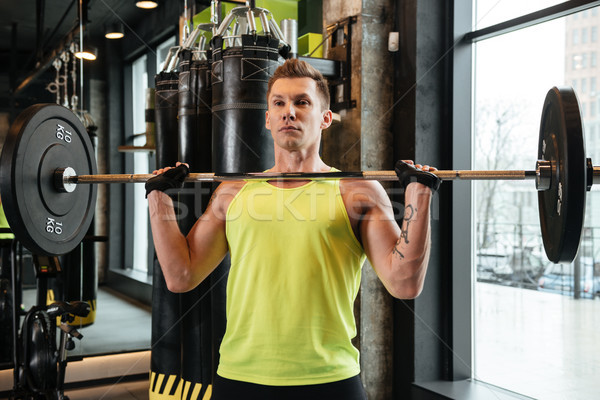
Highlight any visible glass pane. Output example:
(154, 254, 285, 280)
(475, 0, 564, 30)
(131, 55, 149, 273)
(157, 36, 176, 72)
(473, 8, 600, 399)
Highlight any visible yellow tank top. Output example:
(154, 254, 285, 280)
(218, 177, 366, 386)
(0, 203, 14, 239)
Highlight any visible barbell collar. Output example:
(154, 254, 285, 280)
(55, 167, 77, 193)
(535, 160, 552, 191)
(594, 166, 600, 186)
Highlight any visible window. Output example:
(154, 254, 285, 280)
(592, 51, 597, 67)
(574, 28, 580, 44)
(468, 2, 600, 399)
(592, 26, 598, 42)
(126, 36, 175, 275)
(582, 27, 589, 43)
(131, 55, 149, 273)
(475, 0, 566, 29)
(156, 36, 176, 71)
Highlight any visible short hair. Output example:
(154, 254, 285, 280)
(267, 59, 330, 110)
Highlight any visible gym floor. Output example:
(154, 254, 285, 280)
(66, 379, 150, 400)
(59, 286, 152, 399)
(62, 285, 152, 399)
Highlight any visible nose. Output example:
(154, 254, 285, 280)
(283, 103, 296, 121)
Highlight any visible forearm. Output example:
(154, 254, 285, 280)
(147, 191, 194, 291)
(388, 184, 433, 298)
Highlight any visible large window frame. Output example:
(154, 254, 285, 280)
(109, 33, 176, 299)
(441, 0, 600, 398)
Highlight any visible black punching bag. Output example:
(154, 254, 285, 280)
(208, 12, 287, 390)
(150, 70, 182, 398)
(177, 47, 215, 393)
(205, 27, 282, 391)
(154, 72, 180, 168)
(211, 34, 282, 173)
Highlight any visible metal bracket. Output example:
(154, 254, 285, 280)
(325, 15, 357, 112)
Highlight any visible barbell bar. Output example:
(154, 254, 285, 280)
(57, 163, 600, 187)
(0, 87, 590, 263)
(60, 166, 537, 186)
(58, 164, 565, 185)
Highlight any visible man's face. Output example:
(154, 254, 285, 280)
(265, 77, 332, 152)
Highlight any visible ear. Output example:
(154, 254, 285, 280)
(265, 110, 271, 130)
(320, 110, 333, 130)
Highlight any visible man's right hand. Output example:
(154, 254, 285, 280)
(394, 160, 442, 193)
(145, 162, 190, 198)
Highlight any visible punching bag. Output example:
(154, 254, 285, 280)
(154, 72, 180, 169)
(205, 8, 286, 392)
(150, 6, 289, 397)
(177, 47, 216, 396)
(211, 33, 282, 173)
(150, 69, 182, 399)
(207, 7, 291, 391)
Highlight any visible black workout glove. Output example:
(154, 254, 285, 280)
(145, 163, 190, 198)
(395, 160, 442, 193)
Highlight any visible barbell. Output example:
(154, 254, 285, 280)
(0, 87, 592, 263)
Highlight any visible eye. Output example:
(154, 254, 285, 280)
(273, 100, 283, 106)
(296, 99, 310, 106)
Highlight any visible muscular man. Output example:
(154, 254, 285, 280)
(146, 59, 441, 399)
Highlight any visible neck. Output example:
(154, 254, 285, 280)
(270, 148, 329, 173)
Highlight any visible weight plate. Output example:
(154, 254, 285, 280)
(538, 87, 586, 263)
(0, 104, 97, 256)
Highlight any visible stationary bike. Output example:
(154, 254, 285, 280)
(9, 243, 90, 400)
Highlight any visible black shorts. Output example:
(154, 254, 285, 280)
(211, 374, 367, 400)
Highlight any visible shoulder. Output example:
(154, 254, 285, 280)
(208, 181, 247, 216)
(339, 179, 394, 222)
(339, 179, 390, 205)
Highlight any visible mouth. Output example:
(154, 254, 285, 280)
(279, 125, 300, 133)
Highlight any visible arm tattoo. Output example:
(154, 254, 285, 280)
(399, 204, 416, 245)
(393, 239, 405, 259)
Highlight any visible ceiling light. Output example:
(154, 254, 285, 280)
(135, 0, 158, 9)
(74, 45, 98, 61)
(105, 23, 125, 39)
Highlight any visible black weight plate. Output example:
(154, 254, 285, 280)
(538, 87, 586, 263)
(26, 311, 57, 391)
(0, 104, 97, 256)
